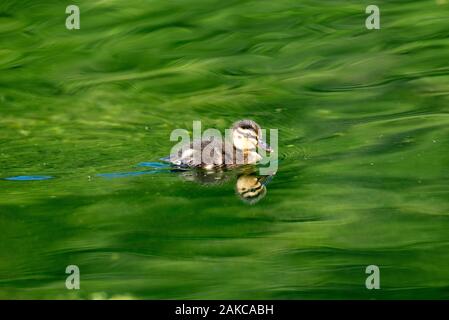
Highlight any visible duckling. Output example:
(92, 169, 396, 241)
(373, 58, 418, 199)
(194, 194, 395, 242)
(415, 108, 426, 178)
(163, 120, 272, 169)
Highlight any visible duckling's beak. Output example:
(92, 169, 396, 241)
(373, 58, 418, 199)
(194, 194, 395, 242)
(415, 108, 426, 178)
(258, 140, 273, 153)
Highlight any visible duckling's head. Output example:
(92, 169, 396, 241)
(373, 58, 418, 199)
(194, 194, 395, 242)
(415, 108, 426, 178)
(231, 120, 272, 153)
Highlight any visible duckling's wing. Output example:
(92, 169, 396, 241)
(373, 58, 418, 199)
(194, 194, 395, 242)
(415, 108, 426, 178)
(164, 137, 227, 168)
(163, 141, 199, 167)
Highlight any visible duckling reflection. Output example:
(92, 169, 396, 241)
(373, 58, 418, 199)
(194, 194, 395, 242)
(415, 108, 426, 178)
(235, 173, 271, 204)
(175, 167, 231, 185)
(175, 166, 275, 204)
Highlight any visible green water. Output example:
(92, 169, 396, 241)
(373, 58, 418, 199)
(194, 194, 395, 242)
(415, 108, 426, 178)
(1, 0, 449, 299)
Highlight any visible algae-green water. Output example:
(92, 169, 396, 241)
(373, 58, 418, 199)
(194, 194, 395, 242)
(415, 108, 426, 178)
(0, 0, 448, 299)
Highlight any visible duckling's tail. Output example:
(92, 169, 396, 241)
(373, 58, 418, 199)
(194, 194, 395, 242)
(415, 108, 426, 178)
(159, 156, 171, 163)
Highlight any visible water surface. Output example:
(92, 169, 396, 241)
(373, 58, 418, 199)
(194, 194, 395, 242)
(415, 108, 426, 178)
(0, 0, 449, 299)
